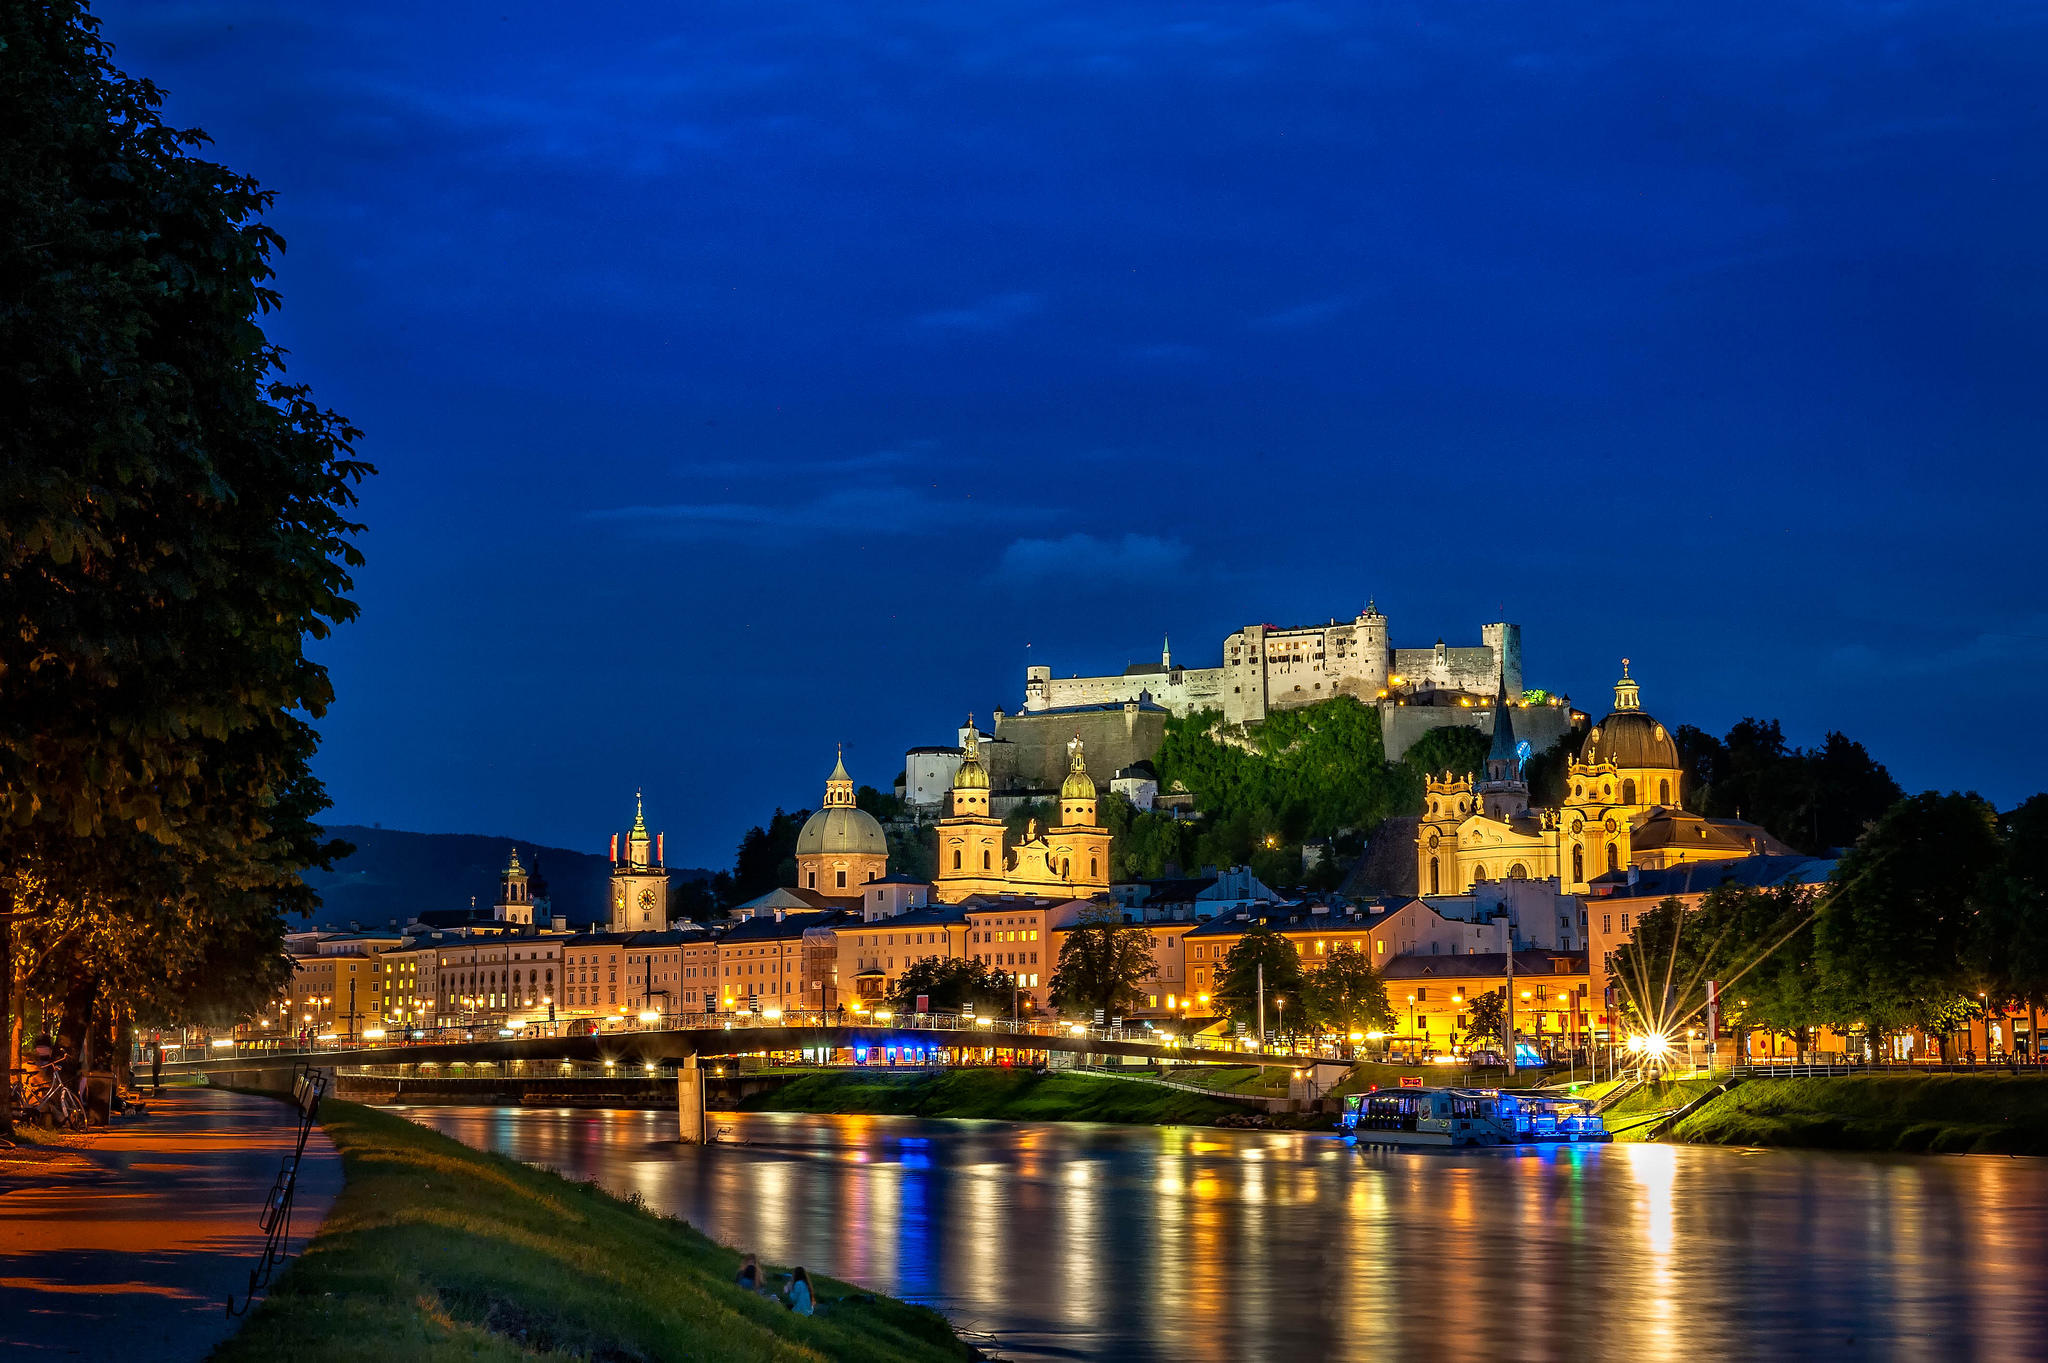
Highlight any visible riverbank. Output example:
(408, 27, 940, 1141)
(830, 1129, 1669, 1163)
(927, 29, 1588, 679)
(1668, 1073, 2048, 1155)
(213, 1099, 978, 1363)
(735, 1067, 1256, 1124)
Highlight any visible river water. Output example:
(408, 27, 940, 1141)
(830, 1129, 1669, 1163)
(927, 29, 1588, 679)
(399, 1106, 2048, 1362)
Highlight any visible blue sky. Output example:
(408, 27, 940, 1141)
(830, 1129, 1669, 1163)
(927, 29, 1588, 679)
(100, 1, 2048, 865)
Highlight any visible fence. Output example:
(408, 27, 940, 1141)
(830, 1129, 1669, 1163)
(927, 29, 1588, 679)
(226, 1063, 327, 1318)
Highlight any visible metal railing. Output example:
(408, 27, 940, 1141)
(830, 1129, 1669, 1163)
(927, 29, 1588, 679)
(226, 1063, 326, 1318)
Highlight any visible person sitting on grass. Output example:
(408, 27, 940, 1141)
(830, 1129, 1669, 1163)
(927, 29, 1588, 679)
(784, 1266, 814, 1316)
(736, 1254, 763, 1293)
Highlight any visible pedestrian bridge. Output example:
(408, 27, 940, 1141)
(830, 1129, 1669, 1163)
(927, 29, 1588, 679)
(164, 1015, 1305, 1090)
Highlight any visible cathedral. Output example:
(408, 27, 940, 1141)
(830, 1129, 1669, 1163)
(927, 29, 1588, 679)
(931, 720, 1112, 901)
(793, 749, 890, 894)
(1417, 662, 1786, 895)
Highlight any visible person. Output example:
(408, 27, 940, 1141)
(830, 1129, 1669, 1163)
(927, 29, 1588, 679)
(735, 1254, 762, 1293)
(784, 1266, 814, 1316)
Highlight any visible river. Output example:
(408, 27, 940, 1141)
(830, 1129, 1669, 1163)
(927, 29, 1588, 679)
(398, 1105, 2048, 1362)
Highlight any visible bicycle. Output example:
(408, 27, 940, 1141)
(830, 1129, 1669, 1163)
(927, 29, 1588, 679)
(23, 1063, 88, 1132)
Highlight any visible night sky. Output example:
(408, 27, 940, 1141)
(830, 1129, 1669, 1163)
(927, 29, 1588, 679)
(98, 2, 2048, 865)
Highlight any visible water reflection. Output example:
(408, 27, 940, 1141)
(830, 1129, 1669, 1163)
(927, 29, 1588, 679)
(400, 1106, 2048, 1362)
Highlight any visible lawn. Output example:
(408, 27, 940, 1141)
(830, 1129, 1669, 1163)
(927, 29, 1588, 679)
(212, 1100, 978, 1363)
(1672, 1074, 2048, 1155)
(736, 1067, 1251, 1125)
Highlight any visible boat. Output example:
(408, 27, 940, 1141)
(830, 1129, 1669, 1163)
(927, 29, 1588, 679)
(1491, 1090, 1612, 1143)
(1339, 1087, 1513, 1148)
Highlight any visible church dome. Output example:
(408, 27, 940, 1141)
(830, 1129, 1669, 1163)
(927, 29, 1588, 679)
(796, 804, 887, 857)
(1582, 711, 1679, 770)
(1580, 659, 1680, 771)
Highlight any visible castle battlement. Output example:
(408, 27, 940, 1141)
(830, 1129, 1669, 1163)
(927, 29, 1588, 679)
(1022, 603, 1522, 727)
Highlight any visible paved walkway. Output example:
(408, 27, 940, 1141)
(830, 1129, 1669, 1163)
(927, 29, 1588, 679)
(0, 1086, 342, 1361)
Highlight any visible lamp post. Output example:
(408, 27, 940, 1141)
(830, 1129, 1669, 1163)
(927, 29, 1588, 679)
(1407, 993, 1417, 1058)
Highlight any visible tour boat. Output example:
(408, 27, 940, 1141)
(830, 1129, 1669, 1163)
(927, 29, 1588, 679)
(1491, 1091, 1612, 1144)
(1339, 1088, 1513, 1148)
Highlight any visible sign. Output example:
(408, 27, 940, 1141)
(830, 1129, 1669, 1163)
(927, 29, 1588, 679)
(916, 994, 930, 1014)
(1399, 1076, 1423, 1088)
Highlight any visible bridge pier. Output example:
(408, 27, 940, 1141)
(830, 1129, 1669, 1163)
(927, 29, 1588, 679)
(677, 1054, 707, 1144)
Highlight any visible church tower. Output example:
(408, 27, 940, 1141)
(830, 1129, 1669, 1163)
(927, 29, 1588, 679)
(496, 846, 535, 925)
(1475, 673, 1529, 822)
(1047, 734, 1112, 889)
(933, 717, 1009, 900)
(608, 791, 670, 931)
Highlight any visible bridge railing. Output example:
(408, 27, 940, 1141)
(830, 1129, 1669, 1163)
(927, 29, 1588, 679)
(172, 1009, 1347, 1064)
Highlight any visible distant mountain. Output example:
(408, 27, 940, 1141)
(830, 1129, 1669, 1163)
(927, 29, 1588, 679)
(300, 825, 714, 931)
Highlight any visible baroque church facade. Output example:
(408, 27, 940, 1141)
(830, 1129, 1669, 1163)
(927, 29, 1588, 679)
(931, 721, 1112, 901)
(1418, 663, 1787, 896)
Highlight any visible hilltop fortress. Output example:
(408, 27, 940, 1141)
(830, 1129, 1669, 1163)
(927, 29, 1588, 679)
(902, 603, 1577, 810)
(1024, 602, 1521, 727)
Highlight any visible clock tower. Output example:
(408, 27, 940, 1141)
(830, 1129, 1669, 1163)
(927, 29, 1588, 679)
(608, 790, 670, 931)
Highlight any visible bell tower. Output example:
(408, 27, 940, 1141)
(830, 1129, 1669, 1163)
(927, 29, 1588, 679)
(496, 846, 534, 925)
(609, 790, 671, 931)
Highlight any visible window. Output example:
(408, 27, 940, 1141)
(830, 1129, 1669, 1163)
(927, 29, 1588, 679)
(982, 849, 991, 870)
(1622, 779, 1637, 805)
(1429, 858, 1440, 894)
(1602, 915, 1611, 934)
(807, 871, 817, 888)
(953, 850, 962, 870)
(1659, 779, 1671, 804)
(1607, 844, 1620, 873)
(1621, 913, 1631, 931)
(1572, 846, 1584, 884)
(836, 870, 847, 889)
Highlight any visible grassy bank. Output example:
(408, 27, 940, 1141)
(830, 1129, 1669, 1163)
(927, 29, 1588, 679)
(736, 1067, 1252, 1124)
(1671, 1074, 2048, 1155)
(1600, 1077, 1727, 1141)
(215, 1100, 976, 1363)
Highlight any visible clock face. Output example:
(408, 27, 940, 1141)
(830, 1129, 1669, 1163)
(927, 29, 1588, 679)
(638, 888, 656, 910)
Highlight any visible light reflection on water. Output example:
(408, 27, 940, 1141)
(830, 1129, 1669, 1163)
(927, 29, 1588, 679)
(399, 1106, 2048, 1362)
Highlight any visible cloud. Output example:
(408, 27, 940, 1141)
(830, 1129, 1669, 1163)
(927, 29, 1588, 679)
(1827, 615, 2048, 680)
(672, 446, 926, 480)
(588, 481, 1045, 542)
(915, 291, 1046, 333)
(1252, 294, 1358, 330)
(996, 533, 1190, 584)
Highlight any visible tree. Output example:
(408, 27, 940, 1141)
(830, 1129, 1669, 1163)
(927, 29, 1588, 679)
(1300, 947, 1393, 1037)
(1463, 991, 1507, 1052)
(1212, 929, 1305, 1032)
(729, 809, 806, 904)
(1972, 794, 2048, 1056)
(886, 956, 1013, 1016)
(1, 2, 371, 1123)
(1047, 910, 1155, 1017)
(1399, 726, 1492, 787)
(1816, 792, 2002, 1058)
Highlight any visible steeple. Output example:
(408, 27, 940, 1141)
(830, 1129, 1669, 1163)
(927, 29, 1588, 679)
(823, 744, 857, 808)
(1614, 658, 1641, 712)
(1162, 634, 1172, 668)
(1477, 656, 1529, 820)
(626, 789, 651, 867)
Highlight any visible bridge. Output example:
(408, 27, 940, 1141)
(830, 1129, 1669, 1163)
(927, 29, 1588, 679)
(164, 1015, 1313, 1091)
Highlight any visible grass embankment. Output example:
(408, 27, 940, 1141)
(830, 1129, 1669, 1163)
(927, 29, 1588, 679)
(1600, 1078, 1726, 1141)
(736, 1067, 1252, 1124)
(1325, 1062, 1564, 1100)
(1158, 1065, 1289, 1097)
(1672, 1074, 2048, 1155)
(215, 1100, 976, 1363)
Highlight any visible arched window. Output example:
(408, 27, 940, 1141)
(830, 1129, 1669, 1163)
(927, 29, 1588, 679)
(1622, 779, 1637, 805)
(1606, 843, 1620, 873)
(1430, 800, 1438, 816)
(982, 848, 991, 870)
(952, 849, 962, 870)
(1062, 858, 1072, 878)
(807, 871, 817, 888)
(1429, 858, 1440, 895)
(1659, 779, 1671, 804)
(1572, 845, 1584, 884)
(1090, 856, 1099, 878)
(1509, 863, 1528, 880)
(1473, 865, 1489, 883)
